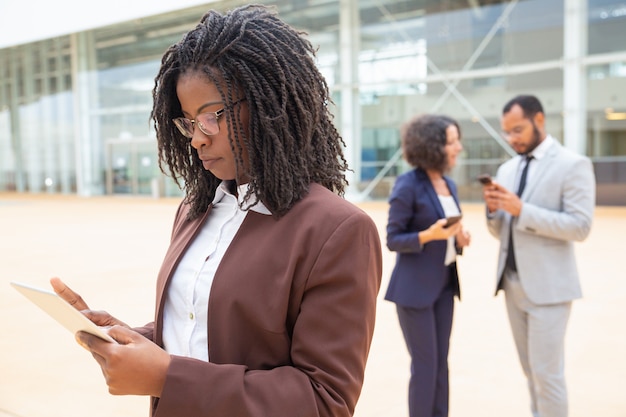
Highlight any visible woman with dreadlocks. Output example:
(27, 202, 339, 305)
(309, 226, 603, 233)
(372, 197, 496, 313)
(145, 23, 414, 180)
(50, 4, 382, 417)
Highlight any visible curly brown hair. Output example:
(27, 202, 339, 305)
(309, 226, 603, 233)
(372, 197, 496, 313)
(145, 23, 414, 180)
(401, 114, 461, 173)
(150, 4, 349, 219)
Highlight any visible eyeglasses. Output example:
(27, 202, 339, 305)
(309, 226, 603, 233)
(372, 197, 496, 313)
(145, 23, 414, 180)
(501, 119, 532, 139)
(173, 98, 246, 139)
(501, 125, 526, 138)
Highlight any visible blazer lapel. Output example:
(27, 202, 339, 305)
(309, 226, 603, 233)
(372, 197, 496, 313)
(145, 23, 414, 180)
(522, 142, 560, 201)
(505, 155, 523, 194)
(154, 205, 212, 345)
(444, 176, 461, 211)
(416, 168, 446, 219)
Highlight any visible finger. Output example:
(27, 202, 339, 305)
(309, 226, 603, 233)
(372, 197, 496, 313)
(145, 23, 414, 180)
(435, 218, 448, 228)
(449, 223, 462, 234)
(50, 277, 89, 310)
(75, 332, 110, 372)
(107, 325, 139, 345)
(484, 189, 500, 200)
(75, 332, 91, 351)
(87, 345, 107, 369)
(82, 310, 116, 328)
(490, 182, 506, 192)
(76, 331, 116, 358)
(75, 332, 115, 386)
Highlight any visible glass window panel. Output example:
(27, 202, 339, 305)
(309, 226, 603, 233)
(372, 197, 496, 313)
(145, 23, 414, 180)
(98, 61, 159, 110)
(0, 38, 76, 193)
(503, 0, 563, 65)
(587, 60, 626, 157)
(588, 0, 626, 55)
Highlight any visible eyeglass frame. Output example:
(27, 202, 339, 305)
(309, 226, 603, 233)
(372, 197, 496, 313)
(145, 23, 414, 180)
(500, 117, 533, 139)
(172, 97, 246, 139)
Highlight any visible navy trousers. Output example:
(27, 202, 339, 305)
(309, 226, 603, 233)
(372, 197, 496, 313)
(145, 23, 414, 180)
(396, 274, 455, 417)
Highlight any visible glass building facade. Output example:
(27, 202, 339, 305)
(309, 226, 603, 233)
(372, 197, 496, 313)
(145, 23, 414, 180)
(1, 0, 625, 204)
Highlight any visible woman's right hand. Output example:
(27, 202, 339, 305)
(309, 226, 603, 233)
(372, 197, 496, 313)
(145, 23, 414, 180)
(50, 277, 129, 329)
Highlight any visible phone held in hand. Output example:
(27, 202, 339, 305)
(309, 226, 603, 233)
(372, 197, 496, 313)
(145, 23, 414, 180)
(477, 174, 493, 185)
(444, 214, 462, 228)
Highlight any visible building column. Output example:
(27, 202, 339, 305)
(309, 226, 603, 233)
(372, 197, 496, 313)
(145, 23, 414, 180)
(563, 0, 587, 154)
(8, 49, 25, 192)
(71, 31, 101, 196)
(339, 0, 361, 195)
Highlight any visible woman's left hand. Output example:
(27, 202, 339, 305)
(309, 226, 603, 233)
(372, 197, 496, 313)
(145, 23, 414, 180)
(75, 326, 171, 397)
(456, 228, 471, 248)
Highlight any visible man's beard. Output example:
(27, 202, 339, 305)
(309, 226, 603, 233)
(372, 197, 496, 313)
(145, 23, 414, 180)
(520, 122, 542, 155)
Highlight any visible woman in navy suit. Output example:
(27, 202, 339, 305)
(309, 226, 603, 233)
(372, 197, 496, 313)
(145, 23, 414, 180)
(385, 114, 471, 417)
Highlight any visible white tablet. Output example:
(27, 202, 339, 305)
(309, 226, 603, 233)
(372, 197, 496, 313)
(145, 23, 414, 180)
(10, 281, 117, 343)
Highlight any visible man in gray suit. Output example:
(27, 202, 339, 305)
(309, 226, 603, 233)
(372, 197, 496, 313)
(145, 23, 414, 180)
(482, 95, 595, 417)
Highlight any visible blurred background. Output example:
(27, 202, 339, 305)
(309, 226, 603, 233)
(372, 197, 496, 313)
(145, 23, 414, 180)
(0, 0, 624, 204)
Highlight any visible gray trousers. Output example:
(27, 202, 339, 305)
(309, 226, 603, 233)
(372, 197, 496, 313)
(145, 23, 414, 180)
(503, 270, 572, 417)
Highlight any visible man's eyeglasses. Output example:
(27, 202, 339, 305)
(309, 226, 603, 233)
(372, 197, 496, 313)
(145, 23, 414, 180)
(173, 98, 246, 139)
(501, 121, 530, 139)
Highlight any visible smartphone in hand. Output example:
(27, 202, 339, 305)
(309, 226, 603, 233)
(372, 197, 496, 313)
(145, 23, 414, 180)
(444, 214, 462, 228)
(477, 174, 493, 185)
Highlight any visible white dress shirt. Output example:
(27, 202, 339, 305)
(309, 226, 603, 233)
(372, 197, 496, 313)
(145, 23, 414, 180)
(162, 181, 271, 361)
(514, 134, 554, 191)
(438, 194, 460, 266)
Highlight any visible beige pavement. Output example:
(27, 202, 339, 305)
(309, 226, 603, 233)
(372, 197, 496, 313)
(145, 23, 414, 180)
(1, 193, 624, 417)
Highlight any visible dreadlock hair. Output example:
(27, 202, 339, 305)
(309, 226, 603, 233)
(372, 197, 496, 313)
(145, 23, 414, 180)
(401, 114, 461, 173)
(150, 4, 349, 220)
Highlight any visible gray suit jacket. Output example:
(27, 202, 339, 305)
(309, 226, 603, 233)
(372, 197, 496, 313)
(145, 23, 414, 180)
(487, 138, 595, 305)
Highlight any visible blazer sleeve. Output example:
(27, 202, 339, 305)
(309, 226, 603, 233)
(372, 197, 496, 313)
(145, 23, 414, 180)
(386, 173, 424, 253)
(132, 323, 154, 341)
(517, 156, 595, 242)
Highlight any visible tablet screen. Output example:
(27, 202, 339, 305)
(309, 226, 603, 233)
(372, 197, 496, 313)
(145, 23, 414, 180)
(10, 281, 117, 343)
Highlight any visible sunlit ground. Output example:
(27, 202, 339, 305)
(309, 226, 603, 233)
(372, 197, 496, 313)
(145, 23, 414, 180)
(1, 193, 624, 417)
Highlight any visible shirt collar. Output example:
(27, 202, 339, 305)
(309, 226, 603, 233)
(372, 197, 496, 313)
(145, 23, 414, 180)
(211, 181, 272, 215)
(529, 134, 554, 161)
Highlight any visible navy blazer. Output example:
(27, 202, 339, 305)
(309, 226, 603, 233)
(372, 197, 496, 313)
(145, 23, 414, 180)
(384, 168, 461, 309)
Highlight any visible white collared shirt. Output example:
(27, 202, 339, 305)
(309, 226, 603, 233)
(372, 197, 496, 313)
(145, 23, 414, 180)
(162, 181, 271, 361)
(515, 134, 554, 190)
(438, 194, 460, 266)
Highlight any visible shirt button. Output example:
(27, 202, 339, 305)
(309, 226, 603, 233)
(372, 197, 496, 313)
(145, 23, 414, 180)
(189, 313, 194, 320)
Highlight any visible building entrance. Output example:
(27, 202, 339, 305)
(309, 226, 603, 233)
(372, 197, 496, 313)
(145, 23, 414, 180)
(105, 138, 163, 197)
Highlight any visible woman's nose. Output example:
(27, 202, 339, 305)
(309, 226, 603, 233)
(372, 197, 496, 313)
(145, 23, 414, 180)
(190, 129, 211, 150)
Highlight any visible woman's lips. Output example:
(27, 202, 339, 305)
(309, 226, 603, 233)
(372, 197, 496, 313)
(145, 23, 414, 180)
(200, 157, 219, 170)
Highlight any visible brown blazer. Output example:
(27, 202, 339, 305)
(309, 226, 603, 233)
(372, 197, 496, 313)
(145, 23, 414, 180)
(135, 183, 382, 417)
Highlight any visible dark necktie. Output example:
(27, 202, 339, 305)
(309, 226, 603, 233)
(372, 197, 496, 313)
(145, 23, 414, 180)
(505, 155, 533, 272)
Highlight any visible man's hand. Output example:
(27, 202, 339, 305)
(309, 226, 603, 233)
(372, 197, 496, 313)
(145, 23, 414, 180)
(482, 183, 523, 217)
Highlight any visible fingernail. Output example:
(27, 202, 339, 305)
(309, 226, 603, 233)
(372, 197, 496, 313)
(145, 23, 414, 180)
(75, 333, 88, 349)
